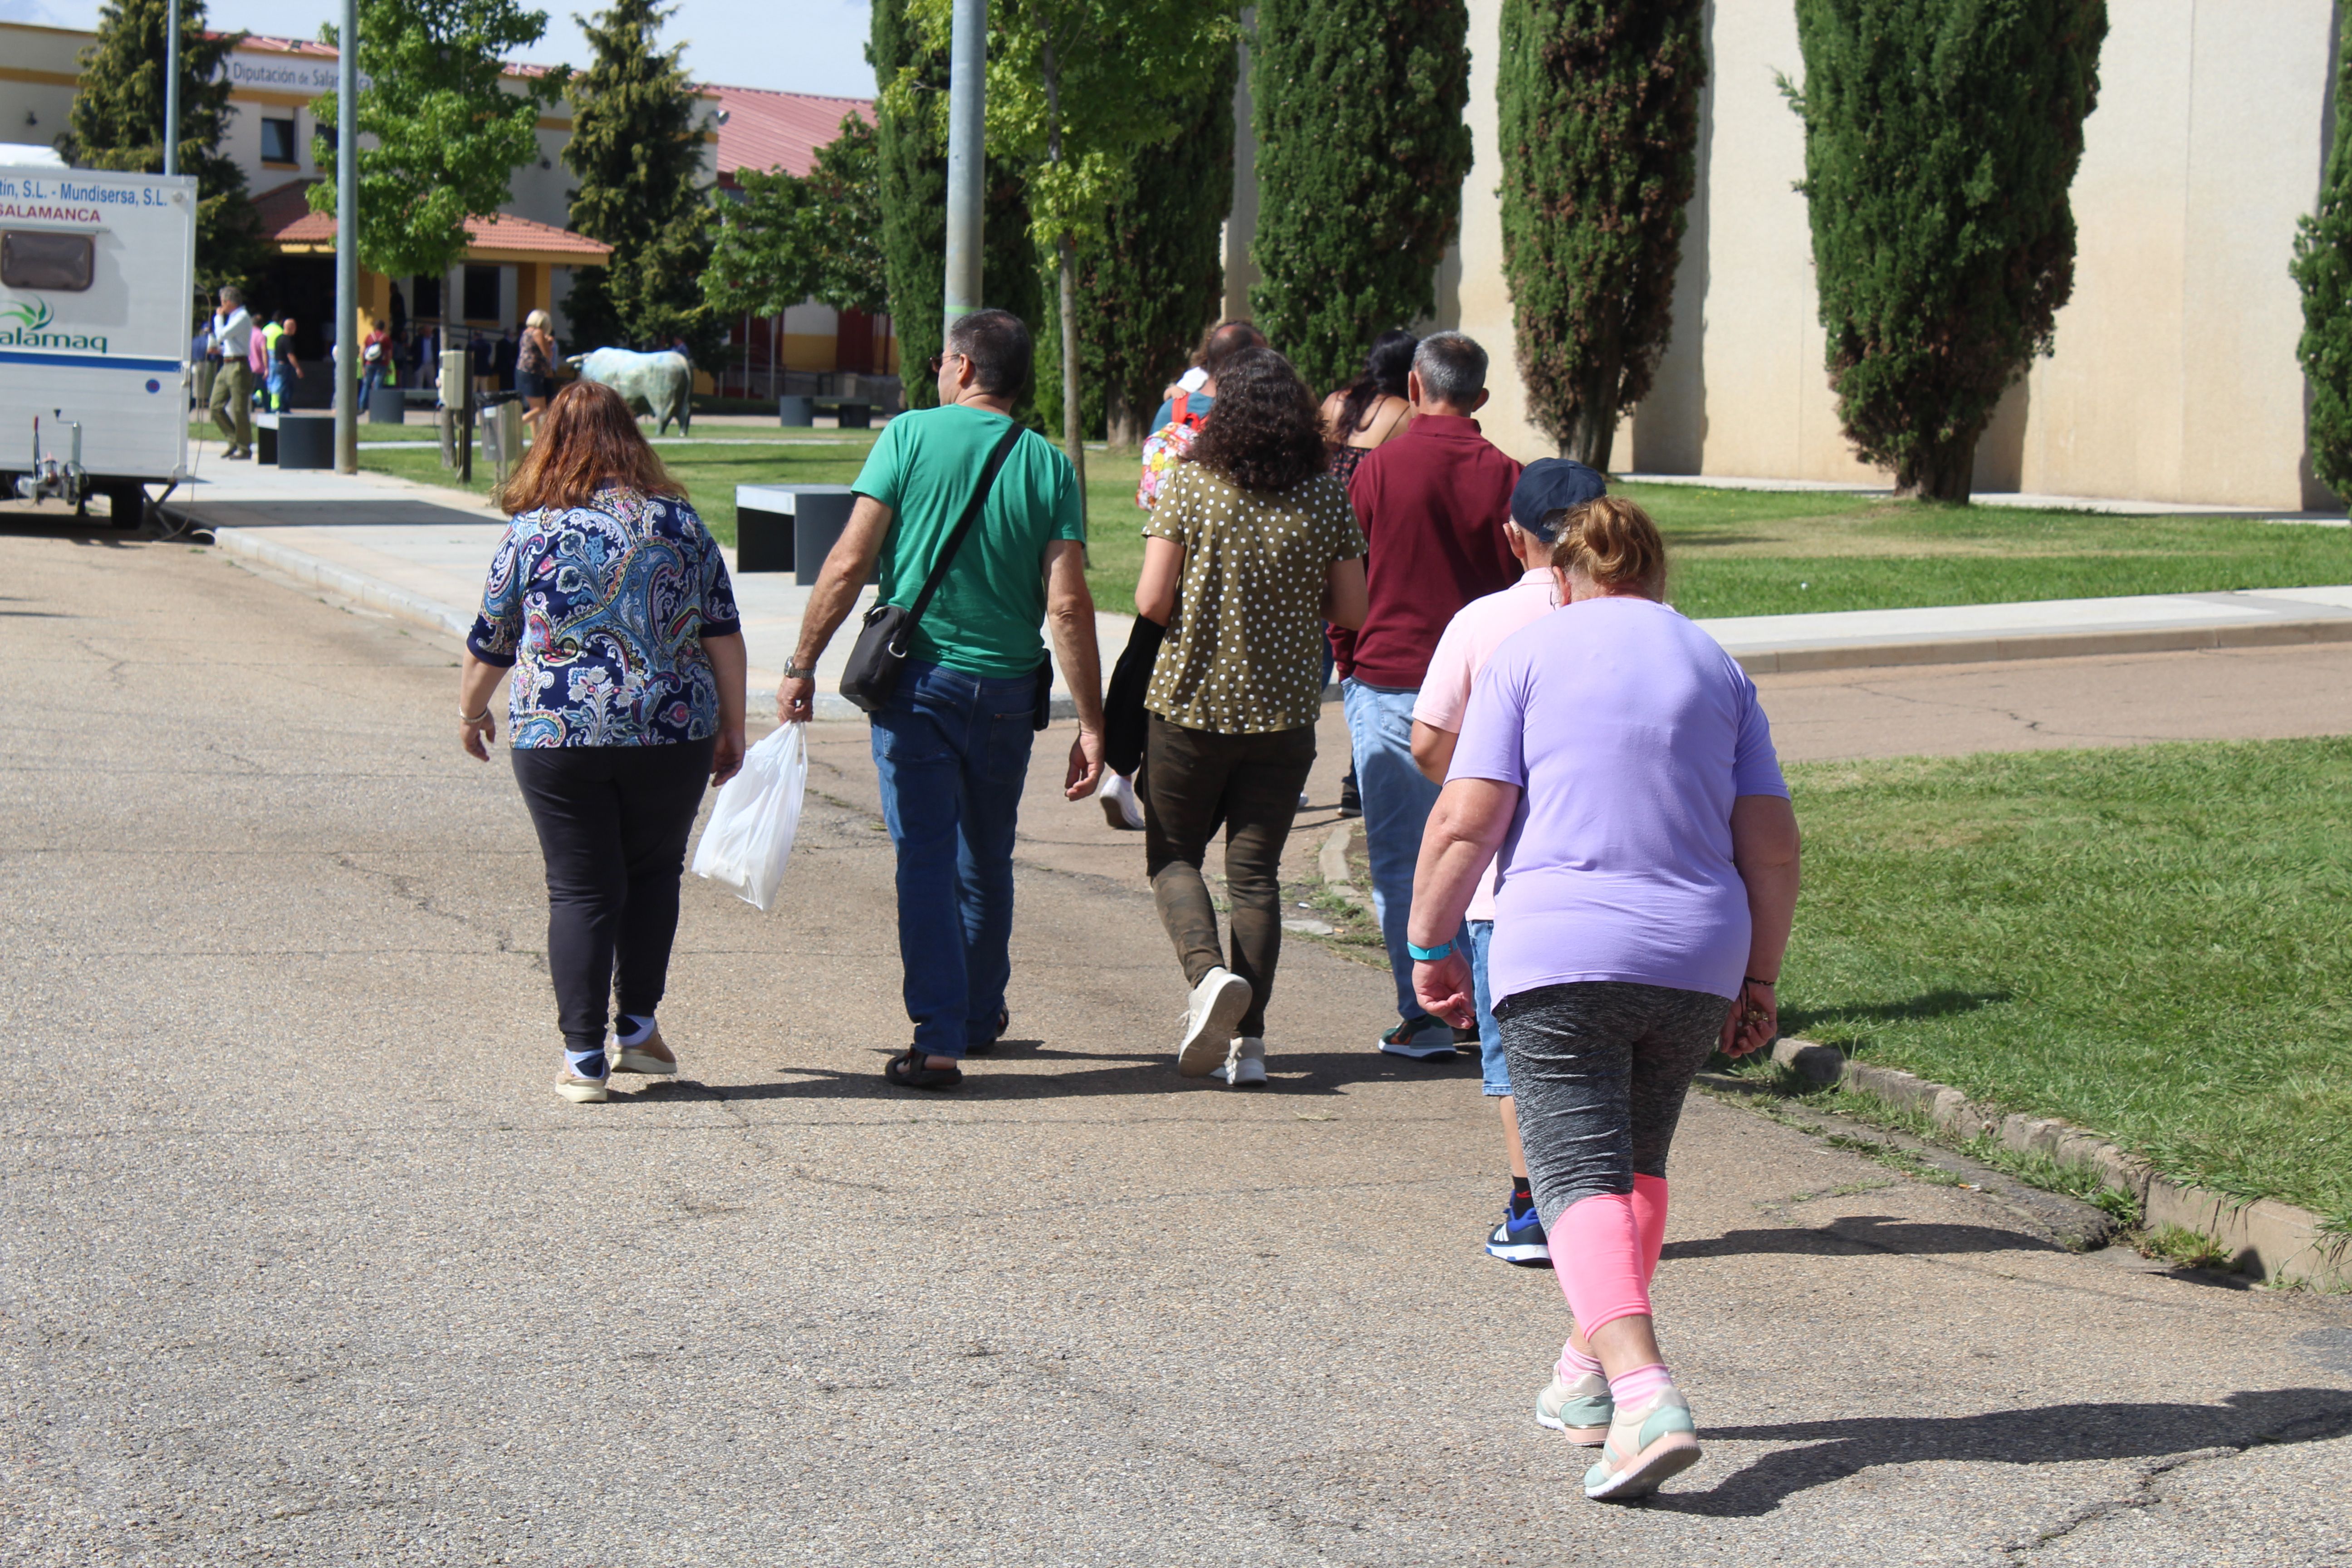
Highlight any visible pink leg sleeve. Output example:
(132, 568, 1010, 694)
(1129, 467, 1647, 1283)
(1547, 1192, 1652, 1335)
(1632, 1174, 1669, 1285)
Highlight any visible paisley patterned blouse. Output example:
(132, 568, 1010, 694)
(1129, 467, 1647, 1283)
(466, 487, 742, 747)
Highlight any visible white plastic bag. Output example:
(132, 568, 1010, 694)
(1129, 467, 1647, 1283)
(691, 723, 807, 911)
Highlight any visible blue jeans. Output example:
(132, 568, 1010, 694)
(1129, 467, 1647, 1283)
(1468, 919, 1511, 1096)
(869, 659, 1040, 1059)
(1342, 677, 1460, 1020)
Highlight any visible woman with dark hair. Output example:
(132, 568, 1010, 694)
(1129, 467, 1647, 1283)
(1134, 348, 1370, 1084)
(457, 380, 748, 1104)
(1319, 329, 1418, 485)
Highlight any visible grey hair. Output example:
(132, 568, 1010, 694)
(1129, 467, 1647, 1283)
(217, 285, 243, 306)
(944, 308, 1033, 397)
(1412, 331, 1488, 407)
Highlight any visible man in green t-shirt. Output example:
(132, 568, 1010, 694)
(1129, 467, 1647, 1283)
(779, 309, 1106, 1090)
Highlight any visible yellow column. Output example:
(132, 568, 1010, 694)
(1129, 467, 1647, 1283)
(358, 268, 393, 338)
(518, 263, 552, 323)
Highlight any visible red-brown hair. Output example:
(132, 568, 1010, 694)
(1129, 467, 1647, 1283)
(494, 379, 686, 514)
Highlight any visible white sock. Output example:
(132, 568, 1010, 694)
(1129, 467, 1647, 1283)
(564, 1046, 607, 1079)
(615, 1014, 657, 1047)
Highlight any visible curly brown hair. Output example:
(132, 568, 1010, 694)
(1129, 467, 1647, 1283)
(495, 380, 686, 514)
(1184, 347, 1326, 495)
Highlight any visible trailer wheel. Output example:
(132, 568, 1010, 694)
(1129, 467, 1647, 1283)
(104, 484, 149, 530)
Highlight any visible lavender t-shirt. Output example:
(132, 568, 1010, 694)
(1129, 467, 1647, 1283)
(1449, 596, 1788, 1005)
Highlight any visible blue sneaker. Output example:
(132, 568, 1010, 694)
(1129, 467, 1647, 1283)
(1485, 1200, 1552, 1266)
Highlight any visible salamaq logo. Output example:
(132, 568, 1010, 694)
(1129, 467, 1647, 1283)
(0, 299, 109, 354)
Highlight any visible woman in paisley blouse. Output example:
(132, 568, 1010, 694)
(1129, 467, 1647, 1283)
(457, 380, 748, 1104)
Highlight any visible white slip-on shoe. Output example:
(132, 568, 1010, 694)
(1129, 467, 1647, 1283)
(554, 1072, 609, 1104)
(1176, 967, 1253, 1076)
(1098, 772, 1145, 831)
(1212, 1037, 1269, 1086)
(614, 1023, 676, 1076)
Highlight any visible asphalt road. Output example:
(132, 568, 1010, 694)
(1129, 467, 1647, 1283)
(4, 525, 2349, 1565)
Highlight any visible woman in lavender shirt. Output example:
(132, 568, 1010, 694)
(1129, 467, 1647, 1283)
(1406, 497, 1802, 1503)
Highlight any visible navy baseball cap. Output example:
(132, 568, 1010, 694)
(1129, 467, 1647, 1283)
(1509, 459, 1607, 541)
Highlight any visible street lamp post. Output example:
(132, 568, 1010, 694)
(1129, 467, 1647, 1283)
(941, 0, 986, 325)
(334, 0, 359, 473)
(164, 0, 179, 178)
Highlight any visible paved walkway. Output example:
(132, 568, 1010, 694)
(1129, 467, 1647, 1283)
(159, 457, 2352, 703)
(5, 529, 2348, 1565)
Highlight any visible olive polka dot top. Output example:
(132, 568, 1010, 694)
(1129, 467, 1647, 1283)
(1143, 461, 1366, 735)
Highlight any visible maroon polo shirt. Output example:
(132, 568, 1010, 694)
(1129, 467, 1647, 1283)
(1329, 413, 1524, 688)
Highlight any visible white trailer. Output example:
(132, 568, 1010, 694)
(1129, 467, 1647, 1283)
(0, 158, 197, 524)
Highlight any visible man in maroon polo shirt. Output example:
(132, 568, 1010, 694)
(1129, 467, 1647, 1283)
(1331, 332, 1523, 1058)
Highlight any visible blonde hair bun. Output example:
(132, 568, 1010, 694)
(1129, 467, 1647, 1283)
(1554, 495, 1668, 599)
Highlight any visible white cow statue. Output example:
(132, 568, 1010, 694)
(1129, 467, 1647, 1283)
(567, 347, 694, 436)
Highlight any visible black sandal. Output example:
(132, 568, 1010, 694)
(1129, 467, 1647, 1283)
(883, 1048, 963, 1090)
(965, 1007, 1013, 1058)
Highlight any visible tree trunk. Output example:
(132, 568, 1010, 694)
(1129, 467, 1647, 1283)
(1895, 436, 1976, 502)
(1058, 232, 1088, 524)
(1562, 402, 1617, 470)
(1561, 328, 1624, 470)
(1106, 384, 1144, 451)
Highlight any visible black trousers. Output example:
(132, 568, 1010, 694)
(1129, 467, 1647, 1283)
(511, 739, 714, 1052)
(1142, 714, 1316, 1039)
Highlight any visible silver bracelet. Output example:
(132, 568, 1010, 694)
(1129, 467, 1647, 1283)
(460, 708, 492, 725)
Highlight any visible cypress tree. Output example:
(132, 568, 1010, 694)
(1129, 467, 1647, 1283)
(1789, 0, 2106, 501)
(870, 0, 1038, 410)
(1039, 43, 1236, 448)
(2293, 18, 2352, 501)
(61, 0, 263, 294)
(1249, 0, 1473, 394)
(1497, 0, 1705, 470)
(563, 0, 718, 357)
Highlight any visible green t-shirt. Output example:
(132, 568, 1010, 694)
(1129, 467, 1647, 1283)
(852, 405, 1085, 678)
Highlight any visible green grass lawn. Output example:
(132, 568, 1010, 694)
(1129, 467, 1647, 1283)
(358, 432, 2352, 619)
(1780, 738, 2352, 1230)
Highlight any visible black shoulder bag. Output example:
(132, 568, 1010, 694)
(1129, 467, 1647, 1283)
(838, 419, 1027, 715)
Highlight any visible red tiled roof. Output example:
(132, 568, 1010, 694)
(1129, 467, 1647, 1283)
(212, 33, 562, 77)
(700, 83, 872, 180)
(250, 180, 612, 260)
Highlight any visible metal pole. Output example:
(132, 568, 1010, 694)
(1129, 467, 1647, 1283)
(941, 0, 986, 323)
(163, 0, 180, 177)
(333, 0, 359, 473)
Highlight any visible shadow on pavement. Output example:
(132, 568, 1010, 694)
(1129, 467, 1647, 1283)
(663, 1044, 1483, 1102)
(1783, 988, 2011, 1037)
(1662, 1215, 2062, 1261)
(1657, 1388, 2352, 1517)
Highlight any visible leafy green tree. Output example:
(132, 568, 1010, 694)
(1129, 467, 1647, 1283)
(309, 0, 569, 283)
(562, 0, 720, 357)
(1249, 0, 1474, 393)
(1497, 0, 1705, 470)
(1788, 0, 2106, 501)
(897, 0, 1237, 499)
(1039, 44, 1236, 449)
(60, 0, 263, 293)
(706, 115, 887, 325)
(869, 0, 1038, 410)
(2293, 18, 2352, 502)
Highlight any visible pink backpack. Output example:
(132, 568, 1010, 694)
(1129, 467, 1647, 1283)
(1136, 390, 1207, 510)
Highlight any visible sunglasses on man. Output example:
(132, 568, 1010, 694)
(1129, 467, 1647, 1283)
(926, 351, 970, 376)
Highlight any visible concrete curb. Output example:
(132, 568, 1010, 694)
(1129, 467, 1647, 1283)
(1730, 615, 2352, 676)
(1773, 1039, 2351, 1290)
(209, 524, 472, 640)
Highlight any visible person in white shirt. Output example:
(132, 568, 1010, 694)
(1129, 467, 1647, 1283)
(1409, 458, 1607, 1265)
(205, 287, 257, 459)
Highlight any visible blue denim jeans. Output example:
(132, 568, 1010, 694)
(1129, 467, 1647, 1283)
(1342, 677, 1461, 1019)
(868, 659, 1040, 1058)
(1467, 919, 1511, 1096)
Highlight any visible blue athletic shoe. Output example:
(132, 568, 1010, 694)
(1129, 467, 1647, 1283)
(1485, 1200, 1552, 1266)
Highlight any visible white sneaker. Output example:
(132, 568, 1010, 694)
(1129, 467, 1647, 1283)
(1098, 771, 1145, 831)
(554, 1072, 608, 1104)
(1176, 967, 1253, 1076)
(1213, 1037, 1269, 1086)
(614, 1022, 676, 1075)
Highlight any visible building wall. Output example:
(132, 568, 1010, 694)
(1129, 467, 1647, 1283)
(1229, 0, 2341, 508)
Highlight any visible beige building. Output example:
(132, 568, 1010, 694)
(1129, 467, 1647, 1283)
(1230, 0, 2338, 509)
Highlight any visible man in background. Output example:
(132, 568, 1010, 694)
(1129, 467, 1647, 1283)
(205, 287, 255, 459)
(1330, 332, 1523, 1060)
(263, 316, 303, 412)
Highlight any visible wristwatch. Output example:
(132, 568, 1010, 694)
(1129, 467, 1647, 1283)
(782, 660, 817, 680)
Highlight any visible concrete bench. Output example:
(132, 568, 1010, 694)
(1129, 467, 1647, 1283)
(735, 483, 864, 584)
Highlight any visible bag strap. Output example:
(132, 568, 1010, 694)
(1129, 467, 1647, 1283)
(904, 417, 1028, 627)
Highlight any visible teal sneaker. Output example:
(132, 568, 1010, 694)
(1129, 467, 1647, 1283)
(1534, 1369, 1612, 1445)
(1582, 1383, 1702, 1501)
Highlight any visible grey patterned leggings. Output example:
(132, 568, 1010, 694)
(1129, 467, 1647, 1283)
(1497, 981, 1733, 1230)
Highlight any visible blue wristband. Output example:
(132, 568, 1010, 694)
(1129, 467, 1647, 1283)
(1407, 940, 1454, 962)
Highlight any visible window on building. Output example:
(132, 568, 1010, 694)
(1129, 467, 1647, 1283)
(260, 118, 298, 165)
(462, 265, 500, 322)
(412, 274, 442, 318)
